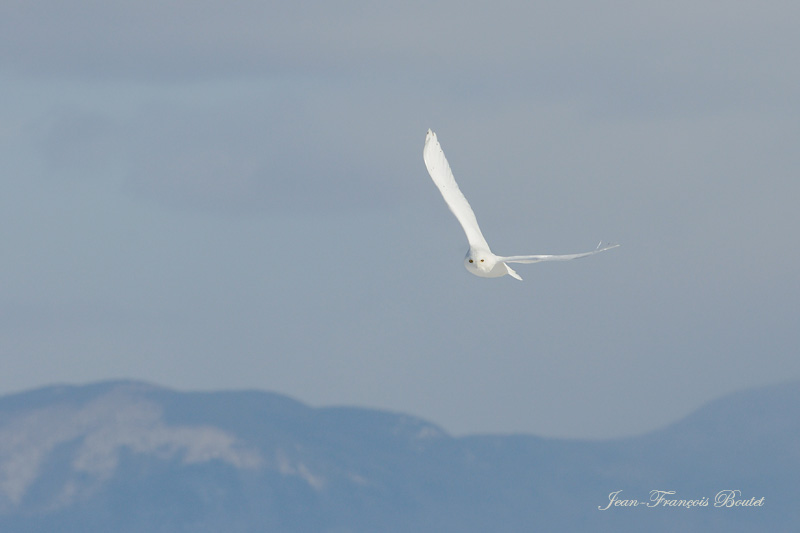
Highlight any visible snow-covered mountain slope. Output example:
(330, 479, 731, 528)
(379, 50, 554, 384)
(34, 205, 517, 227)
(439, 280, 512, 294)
(0, 380, 796, 532)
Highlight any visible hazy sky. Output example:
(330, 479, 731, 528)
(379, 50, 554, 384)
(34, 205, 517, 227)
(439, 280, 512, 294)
(2, 1, 798, 438)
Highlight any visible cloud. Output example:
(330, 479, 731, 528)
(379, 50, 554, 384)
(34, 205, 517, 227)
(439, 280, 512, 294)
(5, 1, 797, 105)
(26, 82, 418, 213)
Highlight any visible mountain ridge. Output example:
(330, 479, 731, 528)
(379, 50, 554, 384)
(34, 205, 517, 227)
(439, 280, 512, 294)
(0, 379, 796, 532)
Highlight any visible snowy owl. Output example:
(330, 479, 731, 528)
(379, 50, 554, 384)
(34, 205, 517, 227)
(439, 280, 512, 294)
(423, 129, 618, 280)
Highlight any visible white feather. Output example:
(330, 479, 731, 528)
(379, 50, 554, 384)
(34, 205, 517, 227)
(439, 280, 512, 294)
(423, 130, 489, 250)
(498, 243, 620, 264)
(423, 129, 619, 281)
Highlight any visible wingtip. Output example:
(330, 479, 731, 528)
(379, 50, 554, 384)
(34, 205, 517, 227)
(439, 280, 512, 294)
(596, 241, 621, 251)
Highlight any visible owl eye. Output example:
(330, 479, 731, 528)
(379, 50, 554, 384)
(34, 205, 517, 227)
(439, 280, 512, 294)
(468, 259, 474, 263)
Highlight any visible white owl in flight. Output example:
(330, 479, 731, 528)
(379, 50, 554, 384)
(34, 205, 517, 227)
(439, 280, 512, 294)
(423, 129, 619, 280)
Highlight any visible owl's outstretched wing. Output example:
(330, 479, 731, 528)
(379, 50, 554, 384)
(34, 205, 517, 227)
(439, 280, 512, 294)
(499, 243, 620, 263)
(423, 129, 490, 250)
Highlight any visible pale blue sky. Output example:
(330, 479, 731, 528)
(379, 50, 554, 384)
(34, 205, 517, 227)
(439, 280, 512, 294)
(1, 1, 798, 438)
